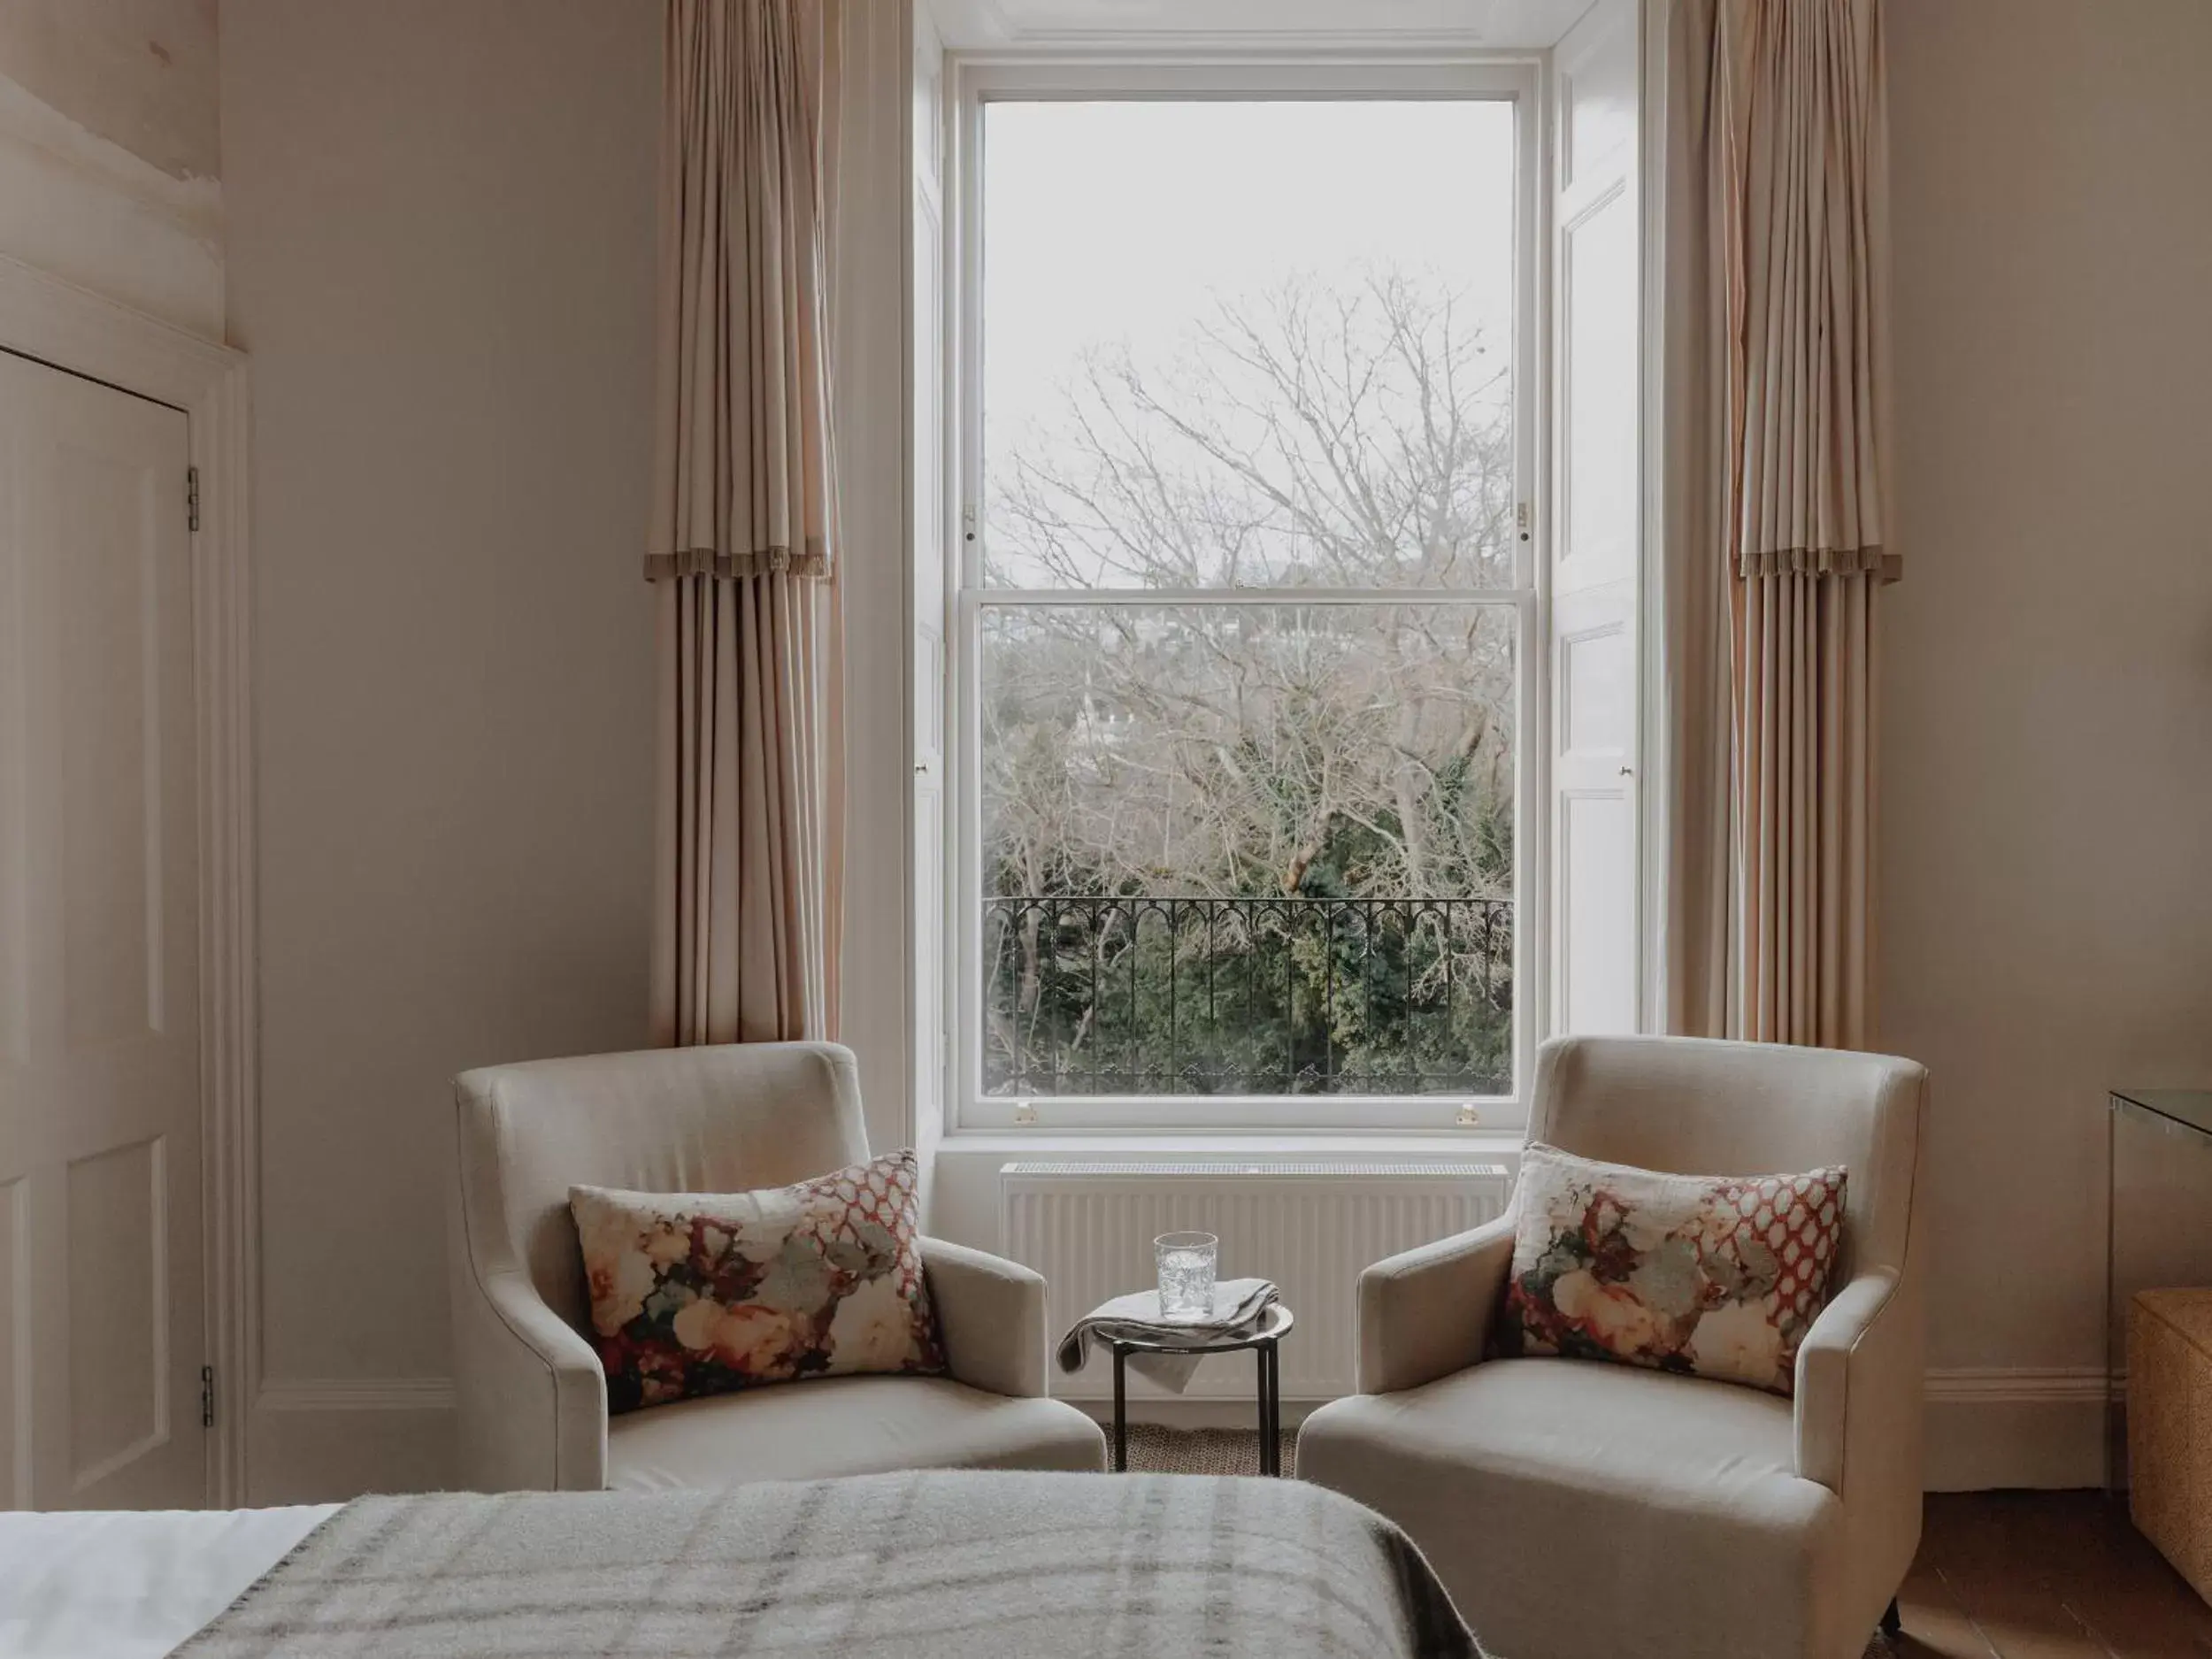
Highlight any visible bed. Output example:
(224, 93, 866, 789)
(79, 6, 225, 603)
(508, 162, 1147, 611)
(2, 1470, 1479, 1658)
(0, 1503, 337, 1659)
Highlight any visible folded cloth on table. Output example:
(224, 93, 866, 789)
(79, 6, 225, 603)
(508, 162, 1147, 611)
(1055, 1279, 1280, 1394)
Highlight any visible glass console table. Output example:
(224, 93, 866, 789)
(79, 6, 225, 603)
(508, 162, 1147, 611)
(2107, 1088, 2212, 1487)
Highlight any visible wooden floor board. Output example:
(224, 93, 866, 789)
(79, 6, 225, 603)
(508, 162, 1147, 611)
(1892, 1493, 2212, 1659)
(2036, 1494, 2212, 1659)
(1932, 1494, 2122, 1659)
(1890, 1556, 2001, 1657)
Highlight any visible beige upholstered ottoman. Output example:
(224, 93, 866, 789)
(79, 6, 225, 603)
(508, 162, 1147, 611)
(2130, 1287, 2212, 1601)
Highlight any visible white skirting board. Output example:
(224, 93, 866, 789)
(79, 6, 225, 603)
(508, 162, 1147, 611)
(241, 1370, 2114, 1499)
(1072, 1396, 1325, 1432)
(1920, 1369, 2110, 1492)
(249, 1381, 457, 1505)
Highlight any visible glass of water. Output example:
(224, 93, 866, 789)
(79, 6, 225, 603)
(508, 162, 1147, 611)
(1155, 1232, 1218, 1324)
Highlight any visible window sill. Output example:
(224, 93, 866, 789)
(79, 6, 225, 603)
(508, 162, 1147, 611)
(934, 1128, 1527, 1160)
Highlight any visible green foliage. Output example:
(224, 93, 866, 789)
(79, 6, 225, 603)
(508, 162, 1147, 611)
(981, 884, 1512, 1099)
(977, 270, 1520, 1099)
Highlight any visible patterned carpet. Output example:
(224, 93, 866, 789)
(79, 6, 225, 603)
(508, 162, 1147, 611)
(1122, 1423, 1300, 1478)
(1124, 1426, 1898, 1658)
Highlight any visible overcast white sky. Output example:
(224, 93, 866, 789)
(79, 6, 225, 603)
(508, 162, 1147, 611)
(981, 97, 1519, 580)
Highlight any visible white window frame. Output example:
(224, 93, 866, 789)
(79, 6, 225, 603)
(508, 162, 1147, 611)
(947, 56, 1549, 1135)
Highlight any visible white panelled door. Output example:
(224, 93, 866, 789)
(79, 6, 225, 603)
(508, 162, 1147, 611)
(0, 349, 205, 1509)
(1548, 0, 1643, 1039)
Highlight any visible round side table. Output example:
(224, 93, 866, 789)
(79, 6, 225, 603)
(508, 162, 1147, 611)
(1103, 1303, 1294, 1476)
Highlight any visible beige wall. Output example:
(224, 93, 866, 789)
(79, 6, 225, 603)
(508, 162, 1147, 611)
(0, 0, 222, 334)
(1886, 0, 2212, 1408)
(0, 0, 218, 180)
(221, 0, 916, 1497)
(222, 0, 661, 1480)
(194, 0, 2212, 1494)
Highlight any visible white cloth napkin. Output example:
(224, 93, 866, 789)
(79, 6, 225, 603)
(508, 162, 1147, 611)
(1054, 1279, 1280, 1394)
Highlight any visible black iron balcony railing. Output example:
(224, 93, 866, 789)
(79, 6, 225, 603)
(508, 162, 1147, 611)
(982, 894, 1512, 1098)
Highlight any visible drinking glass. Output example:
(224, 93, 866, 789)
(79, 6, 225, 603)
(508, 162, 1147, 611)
(1155, 1232, 1218, 1323)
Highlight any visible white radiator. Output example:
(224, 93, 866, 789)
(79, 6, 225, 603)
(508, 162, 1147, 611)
(1000, 1161, 1511, 1403)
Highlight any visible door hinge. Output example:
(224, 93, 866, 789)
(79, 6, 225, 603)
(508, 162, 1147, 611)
(187, 466, 201, 534)
(200, 1363, 216, 1429)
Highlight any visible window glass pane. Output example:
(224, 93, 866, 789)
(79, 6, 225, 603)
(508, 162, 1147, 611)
(979, 603, 1515, 1096)
(981, 100, 1518, 589)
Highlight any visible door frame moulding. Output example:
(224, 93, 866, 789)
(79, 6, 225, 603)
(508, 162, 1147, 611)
(0, 251, 256, 1508)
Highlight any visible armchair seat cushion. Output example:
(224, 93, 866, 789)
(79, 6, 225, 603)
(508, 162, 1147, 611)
(607, 1375, 1105, 1489)
(1300, 1358, 1840, 1659)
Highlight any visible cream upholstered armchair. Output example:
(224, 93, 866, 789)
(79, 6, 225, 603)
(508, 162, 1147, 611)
(1300, 1035, 1928, 1659)
(448, 1041, 1104, 1491)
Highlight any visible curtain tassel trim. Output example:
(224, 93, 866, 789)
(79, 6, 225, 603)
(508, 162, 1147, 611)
(645, 542, 833, 582)
(1734, 544, 1902, 584)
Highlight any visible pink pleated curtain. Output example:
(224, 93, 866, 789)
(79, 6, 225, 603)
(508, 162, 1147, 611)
(648, 0, 844, 1047)
(1663, 0, 1893, 1049)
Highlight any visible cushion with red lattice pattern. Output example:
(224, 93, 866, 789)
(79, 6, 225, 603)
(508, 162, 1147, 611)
(1500, 1142, 1847, 1395)
(572, 1148, 944, 1415)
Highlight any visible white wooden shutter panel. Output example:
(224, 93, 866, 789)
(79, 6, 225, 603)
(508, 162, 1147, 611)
(1548, 0, 1642, 1038)
(910, 6, 951, 1156)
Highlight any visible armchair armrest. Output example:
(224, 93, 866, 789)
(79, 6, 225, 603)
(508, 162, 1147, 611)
(448, 1250, 608, 1494)
(1356, 1210, 1518, 1395)
(1793, 1268, 1920, 1499)
(921, 1235, 1048, 1398)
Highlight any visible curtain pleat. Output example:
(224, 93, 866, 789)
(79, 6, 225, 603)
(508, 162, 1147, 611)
(648, 0, 844, 1047)
(1662, 0, 1740, 1041)
(1664, 0, 1892, 1050)
(1729, 0, 1890, 581)
(648, 0, 838, 581)
(1732, 568, 1878, 1046)
(651, 572, 842, 1045)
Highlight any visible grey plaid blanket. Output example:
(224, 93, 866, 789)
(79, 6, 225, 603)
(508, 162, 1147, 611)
(179, 1470, 1479, 1658)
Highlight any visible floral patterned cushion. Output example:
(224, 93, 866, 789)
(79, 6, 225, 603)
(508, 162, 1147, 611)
(1501, 1142, 1847, 1395)
(570, 1148, 945, 1415)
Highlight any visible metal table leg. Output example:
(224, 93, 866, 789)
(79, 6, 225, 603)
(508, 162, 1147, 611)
(1253, 1343, 1269, 1473)
(1257, 1339, 1280, 1476)
(1112, 1342, 1128, 1472)
(2105, 1098, 2118, 1494)
(1273, 1340, 1286, 1474)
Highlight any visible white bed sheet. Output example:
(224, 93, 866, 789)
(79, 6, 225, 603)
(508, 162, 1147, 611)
(0, 1503, 336, 1658)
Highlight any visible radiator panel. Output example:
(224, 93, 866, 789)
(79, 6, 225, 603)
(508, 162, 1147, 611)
(1000, 1161, 1511, 1402)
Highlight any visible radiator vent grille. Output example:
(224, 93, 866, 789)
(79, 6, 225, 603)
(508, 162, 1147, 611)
(1002, 1161, 1512, 1403)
